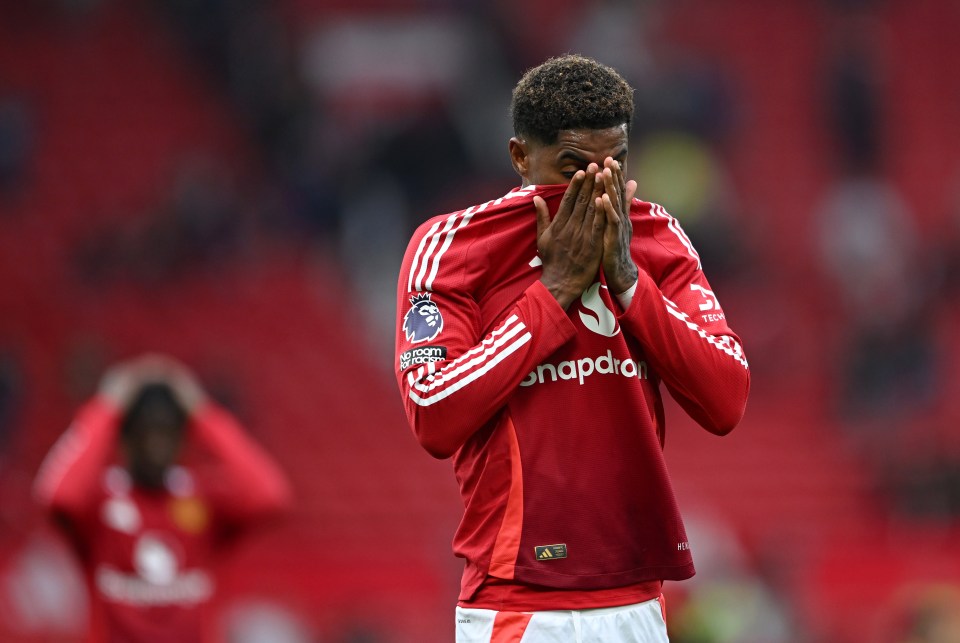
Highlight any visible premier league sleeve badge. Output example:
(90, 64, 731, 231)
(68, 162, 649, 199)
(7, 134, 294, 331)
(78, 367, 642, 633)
(403, 293, 444, 344)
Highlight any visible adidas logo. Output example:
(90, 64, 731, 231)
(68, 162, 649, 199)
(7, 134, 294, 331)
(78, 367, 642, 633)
(534, 544, 567, 561)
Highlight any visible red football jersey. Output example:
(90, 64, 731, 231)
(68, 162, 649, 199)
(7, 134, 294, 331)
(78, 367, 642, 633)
(34, 398, 290, 643)
(395, 184, 749, 605)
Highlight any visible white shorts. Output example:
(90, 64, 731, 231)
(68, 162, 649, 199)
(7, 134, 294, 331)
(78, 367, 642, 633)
(455, 596, 669, 643)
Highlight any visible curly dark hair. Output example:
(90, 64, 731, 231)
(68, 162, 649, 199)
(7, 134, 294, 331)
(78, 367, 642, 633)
(510, 54, 634, 145)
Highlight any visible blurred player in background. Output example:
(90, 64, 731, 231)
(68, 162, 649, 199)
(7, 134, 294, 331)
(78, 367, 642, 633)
(395, 55, 749, 642)
(34, 354, 291, 643)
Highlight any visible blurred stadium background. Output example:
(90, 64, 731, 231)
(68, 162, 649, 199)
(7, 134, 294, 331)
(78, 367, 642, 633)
(1, 0, 959, 641)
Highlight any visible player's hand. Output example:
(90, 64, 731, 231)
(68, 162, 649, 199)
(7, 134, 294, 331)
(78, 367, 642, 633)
(98, 361, 144, 410)
(97, 354, 167, 409)
(160, 358, 207, 413)
(535, 164, 606, 309)
(97, 354, 206, 413)
(599, 157, 638, 296)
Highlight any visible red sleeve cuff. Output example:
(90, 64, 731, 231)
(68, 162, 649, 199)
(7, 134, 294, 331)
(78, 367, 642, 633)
(525, 280, 578, 344)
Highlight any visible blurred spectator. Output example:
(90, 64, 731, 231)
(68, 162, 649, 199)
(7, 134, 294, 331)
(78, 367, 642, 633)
(0, 350, 23, 466)
(881, 426, 960, 522)
(222, 599, 314, 643)
(152, 0, 240, 81)
(670, 576, 792, 643)
(632, 52, 737, 147)
(338, 622, 388, 643)
(364, 106, 476, 230)
(818, 4, 899, 317)
(618, 39, 748, 288)
(34, 354, 291, 643)
(631, 130, 750, 286)
(74, 154, 248, 285)
(0, 531, 88, 638)
(816, 8, 937, 429)
(485, 0, 584, 73)
(336, 173, 410, 357)
(167, 154, 246, 267)
(814, 173, 939, 426)
(0, 94, 33, 199)
(932, 168, 960, 306)
(825, 14, 885, 174)
(669, 510, 793, 643)
(567, 0, 657, 86)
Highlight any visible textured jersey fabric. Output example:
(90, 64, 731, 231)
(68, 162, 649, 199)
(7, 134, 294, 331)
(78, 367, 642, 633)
(34, 397, 290, 643)
(395, 184, 749, 604)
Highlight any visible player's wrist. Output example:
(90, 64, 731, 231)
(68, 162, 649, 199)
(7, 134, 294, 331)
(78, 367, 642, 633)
(539, 276, 580, 310)
(608, 263, 638, 297)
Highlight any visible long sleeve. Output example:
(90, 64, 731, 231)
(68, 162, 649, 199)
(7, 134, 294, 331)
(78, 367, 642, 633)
(34, 397, 120, 518)
(620, 202, 750, 435)
(190, 402, 291, 520)
(395, 195, 579, 459)
(397, 280, 576, 459)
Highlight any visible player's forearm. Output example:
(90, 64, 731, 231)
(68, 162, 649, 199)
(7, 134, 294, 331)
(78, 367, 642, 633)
(34, 397, 121, 515)
(620, 273, 750, 435)
(191, 403, 291, 512)
(400, 282, 576, 458)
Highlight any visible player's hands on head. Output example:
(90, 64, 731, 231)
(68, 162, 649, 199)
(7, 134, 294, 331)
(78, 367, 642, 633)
(599, 157, 638, 296)
(161, 358, 206, 413)
(98, 360, 145, 410)
(98, 354, 207, 413)
(535, 163, 606, 309)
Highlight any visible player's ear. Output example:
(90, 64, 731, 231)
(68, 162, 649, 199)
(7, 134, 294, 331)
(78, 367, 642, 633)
(508, 137, 529, 180)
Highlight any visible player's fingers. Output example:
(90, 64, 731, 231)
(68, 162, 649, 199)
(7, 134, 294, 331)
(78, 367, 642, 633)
(605, 157, 621, 177)
(616, 162, 626, 202)
(610, 161, 624, 209)
(133, 355, 173, 383)
(534, 195, 550, 240)
(588, 168, 606, 225)
(609, 159, 627, 210)
(622, 179, 637, 236)
(591, 196, 607, 244)
(601, 192, 619, 227)
(570, 164, 599, 227)
(586, 170, 607, 238)
(601, 168, 621, 220)
(554, 170, 584, 232)
(576, 171, 601, 238)
(592, 165, 606, 199)
(624, 179, 637, 205)
(593, 193, 610, 234)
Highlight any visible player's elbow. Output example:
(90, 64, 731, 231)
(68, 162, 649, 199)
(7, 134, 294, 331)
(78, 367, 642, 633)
(410, 416, 462, 459)
(705, 374, 750, 436)
(405, 401, 465, 459)
(697, 403, 743, 436)
(33, 474, 71, 514)
(705, 412, 742, 436)
(416, 431, 459, 460)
